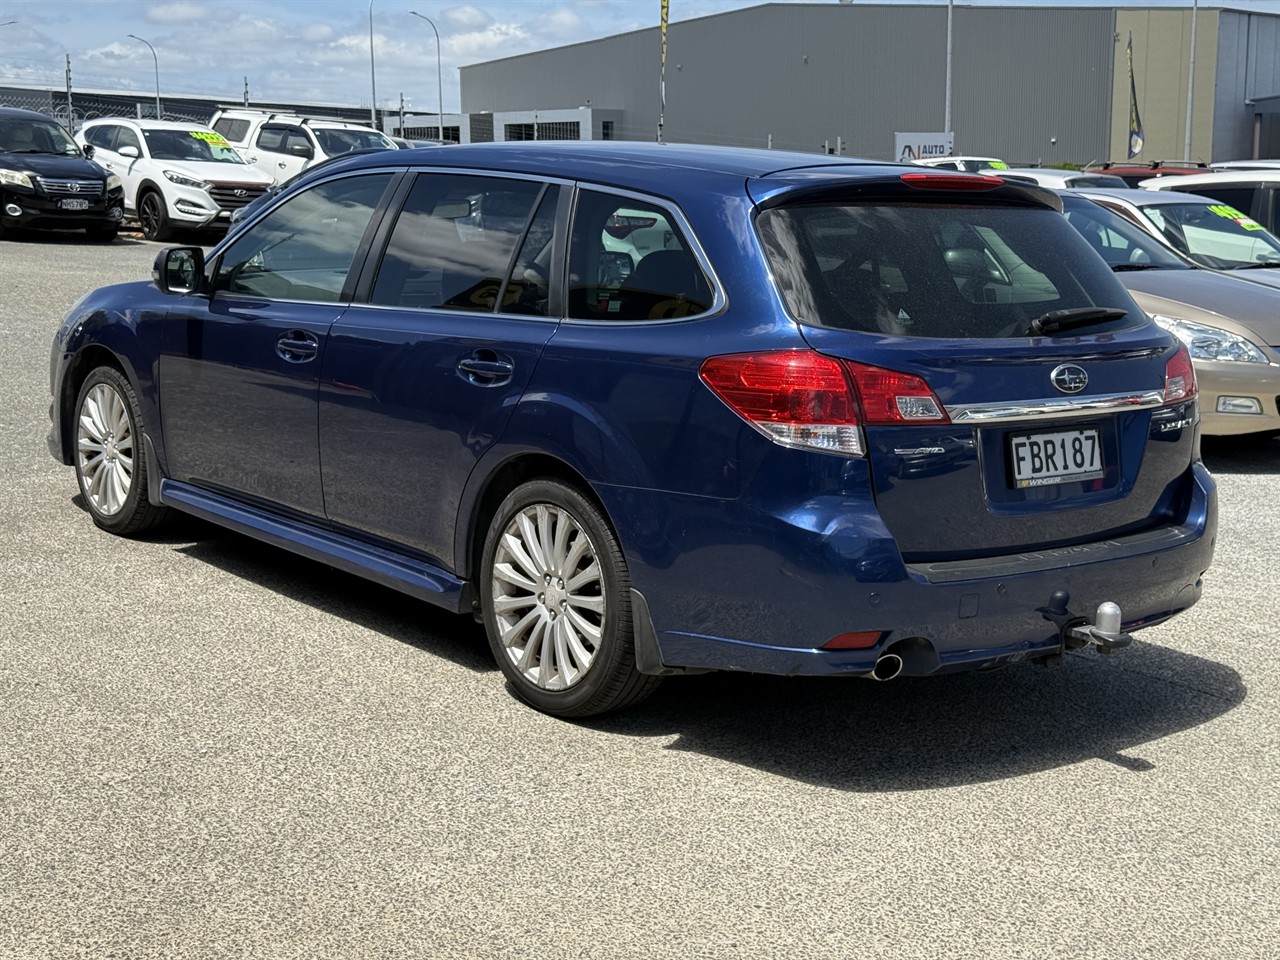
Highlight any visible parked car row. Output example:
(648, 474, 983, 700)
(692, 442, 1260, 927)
(1, 106, 404, 243)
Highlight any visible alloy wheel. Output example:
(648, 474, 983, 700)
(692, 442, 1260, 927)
(490, 503, 606, 691)
(76, 382, 135, 517)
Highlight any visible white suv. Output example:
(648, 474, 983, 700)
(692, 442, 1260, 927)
(209, 109, 397, 184)
(77, 118, 274, 241)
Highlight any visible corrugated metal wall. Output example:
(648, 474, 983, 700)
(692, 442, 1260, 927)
(1215, 10, 1280, 160)
(460, 2, 1116, 165)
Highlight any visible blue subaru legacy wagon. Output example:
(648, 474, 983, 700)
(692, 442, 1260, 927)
(48, 143, 1216, 717)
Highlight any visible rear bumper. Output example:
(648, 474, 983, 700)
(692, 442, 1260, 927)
(609, 462, 1216, 677)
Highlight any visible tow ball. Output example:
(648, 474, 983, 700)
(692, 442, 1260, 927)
(1063, 601, 1134, 655)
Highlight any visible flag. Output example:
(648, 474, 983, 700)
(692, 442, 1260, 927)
(658, 0, 668, 142)
(1127, 32, 1144, 159)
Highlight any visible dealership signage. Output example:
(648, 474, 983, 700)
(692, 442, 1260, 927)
(894, 132, 954, 163)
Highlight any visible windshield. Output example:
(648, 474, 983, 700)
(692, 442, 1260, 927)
(0, 117, 80, 155)
(758, 200, 1140, 339)
(312, 127, 394, 156)
(1060, 197, 1190, 270)
(1138, 202, 1280, 269)
(144, 129, 246, 164)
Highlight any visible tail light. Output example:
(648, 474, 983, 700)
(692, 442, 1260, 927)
(604, 214, 657, 239)
(1163, 344, 1197, 403)
(698, 350, 949, 457)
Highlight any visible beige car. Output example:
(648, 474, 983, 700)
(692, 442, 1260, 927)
(1061, 192, 1280, 437)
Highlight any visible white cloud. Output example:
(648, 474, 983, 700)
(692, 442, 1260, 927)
(145, 2, 208, 25)
(447, 23, 534, 59)
(304, 23, 336, 42)
(442, 5, 494, 31)
(541, 8, 586, 38)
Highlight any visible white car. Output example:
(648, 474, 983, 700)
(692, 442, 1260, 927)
(988, 169, 1127, 190)
(209, 109, 397, 185)
(1210, 160, 1280, 172)
(914, 156, 1008, 173)
(1140, 169, 1280, 235)
(78, 118, 274, 241)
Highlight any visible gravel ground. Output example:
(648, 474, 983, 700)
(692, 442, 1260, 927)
(1, 230, 1277, 960)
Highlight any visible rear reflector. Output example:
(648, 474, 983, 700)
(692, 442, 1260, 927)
(1163, 344, 1197, 403)
(822, 631, 884, 650)
(900, 172, 1004, 191)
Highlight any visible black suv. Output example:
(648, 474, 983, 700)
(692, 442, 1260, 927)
(0, 107, 124, 242)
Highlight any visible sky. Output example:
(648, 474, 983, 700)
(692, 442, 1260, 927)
(0, 0, 1275, 115)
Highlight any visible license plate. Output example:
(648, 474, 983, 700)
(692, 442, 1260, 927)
(1009, 428, 1103, 488)
(59, 198, 90, 210)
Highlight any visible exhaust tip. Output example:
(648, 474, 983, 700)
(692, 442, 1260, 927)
(871, 653, 904, 682)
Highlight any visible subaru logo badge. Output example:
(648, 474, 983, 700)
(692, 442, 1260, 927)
(234, 188, 247, 198)
(1051, 363, 1088, 394)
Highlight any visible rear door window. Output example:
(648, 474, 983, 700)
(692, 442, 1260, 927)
(567, 191, 713, 321)
(370, 173, 550, 314)
(758, 201, 1139, 338)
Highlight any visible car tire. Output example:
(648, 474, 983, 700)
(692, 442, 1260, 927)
(480, 479, 661, 718)
(73, 366, 169, 536)
(137, 189, 173, 242)
(87, 223, 118, 243)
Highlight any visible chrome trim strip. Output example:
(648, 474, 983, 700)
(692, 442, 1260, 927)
(947, 391, 1165, 424)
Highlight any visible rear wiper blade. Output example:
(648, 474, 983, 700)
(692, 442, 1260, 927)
(1027, 307, 1128, 336)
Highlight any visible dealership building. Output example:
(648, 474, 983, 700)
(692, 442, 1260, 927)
(433, 1, 1280, 164)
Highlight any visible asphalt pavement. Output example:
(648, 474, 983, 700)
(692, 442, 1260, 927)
(1, 229, 1277, 959)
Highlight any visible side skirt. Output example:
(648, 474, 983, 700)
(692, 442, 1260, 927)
(158, 479, 469, 614)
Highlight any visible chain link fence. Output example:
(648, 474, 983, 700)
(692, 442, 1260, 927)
(1, 86, 226, 130)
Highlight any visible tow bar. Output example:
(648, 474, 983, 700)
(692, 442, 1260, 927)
(1063, 601, 1134, 655)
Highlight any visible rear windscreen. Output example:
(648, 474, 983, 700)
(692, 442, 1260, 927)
(757, 201, 1143, 339)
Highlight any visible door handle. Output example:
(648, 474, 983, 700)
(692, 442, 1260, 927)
(276, 330, 319, 363)
(457, 353, 514, 385)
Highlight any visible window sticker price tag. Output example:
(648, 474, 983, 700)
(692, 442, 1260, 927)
(1207, 204, 1263, 231)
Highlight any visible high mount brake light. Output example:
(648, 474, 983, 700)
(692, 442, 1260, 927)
(699, 351, 949, 457)
(1163, 343, 1198, 403)
(900, 172, 1004, 191)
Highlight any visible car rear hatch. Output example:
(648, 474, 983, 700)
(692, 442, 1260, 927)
(752, 171, 1199, 562)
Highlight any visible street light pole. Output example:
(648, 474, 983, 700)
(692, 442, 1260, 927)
(368, 0, 378, 128)
(1183, 0, 1198, 161)
(127, 34, 161, 120)
(944, 0, 953, 135)
(409, 11, 444, 140)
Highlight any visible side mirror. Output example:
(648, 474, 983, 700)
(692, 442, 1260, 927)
(81, 143, 95, 159)
(288, 142, 315, 160)
(152, 246, 206, 295)
(118, 145, 141, 159)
